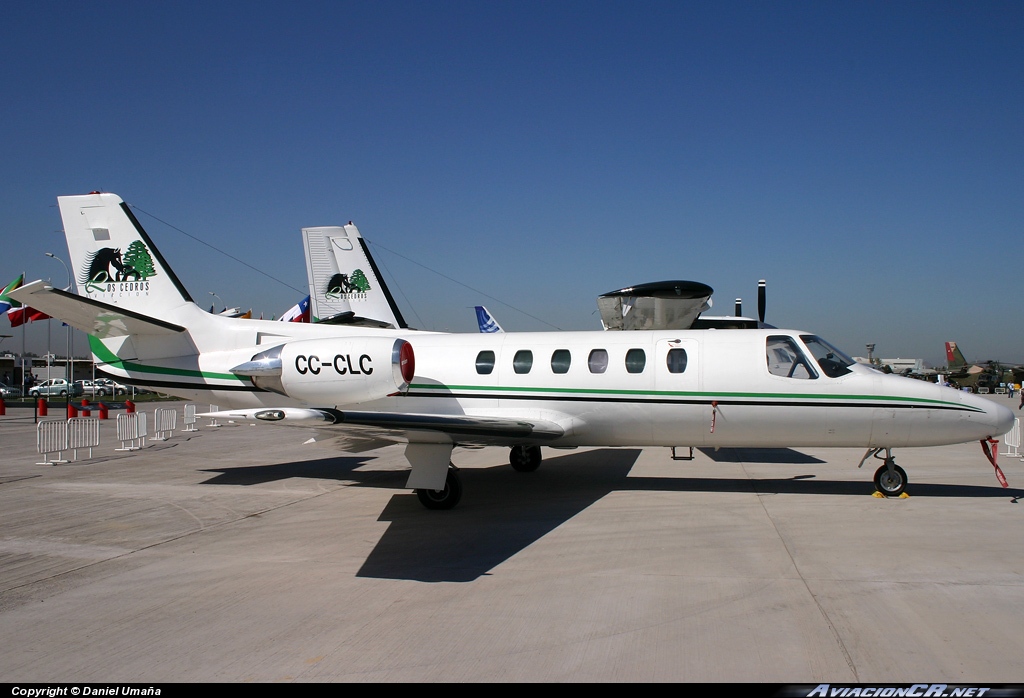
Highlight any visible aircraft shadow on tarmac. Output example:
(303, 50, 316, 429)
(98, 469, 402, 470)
(198, 448, 1023, 583)
(699, 447, 826, 463)
(199, 455, 381, 486)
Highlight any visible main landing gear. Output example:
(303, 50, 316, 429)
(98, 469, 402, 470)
(509, 445, 542, 472)
(416, 464, 462, 510)
(860, 447, 908, 497)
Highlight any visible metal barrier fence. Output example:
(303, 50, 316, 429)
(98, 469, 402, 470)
(68, 417, 101, 460)
(37, 419, 69, 465)
(1001, 418, 1021, 460)
(183, 403, 198, 432)
(37, 417, 102, 464)
(116, 412, 148, 451)
(152, 407, 177, 441)
(206, 404, 221, 427)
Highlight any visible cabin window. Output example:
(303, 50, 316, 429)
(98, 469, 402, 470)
(625, 348, 646, 374)
(666, 348, 688, 373)
(513, 349, 533, 374)
(475, 350, 496, 375)
(766, 336, 817, 379)
(551, 349, 571, 374)
(588, 349, 608, 374)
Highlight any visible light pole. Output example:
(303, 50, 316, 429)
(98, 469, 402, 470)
(45, 253, 73, 405)
(209, 292, 223, 314)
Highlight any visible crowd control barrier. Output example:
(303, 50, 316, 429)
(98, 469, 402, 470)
(37, 419, 69, 465)
(1000, 418, 1022, 460)
(68, 417, 101, 460)
(183, 404, 198, 432)
(206, 404, 221, 428)
(115, 412, 148, 451)
(152, 407, 177, 441)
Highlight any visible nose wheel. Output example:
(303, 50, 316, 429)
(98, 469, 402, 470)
(873, 461, 908, 496)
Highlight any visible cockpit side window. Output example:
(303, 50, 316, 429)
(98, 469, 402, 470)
(766, 336, 818, 379)
(800, 335, 855, 378)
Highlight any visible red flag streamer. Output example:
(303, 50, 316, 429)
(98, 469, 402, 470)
(980, 439, 1009, 488)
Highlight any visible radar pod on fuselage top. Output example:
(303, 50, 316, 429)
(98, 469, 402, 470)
(9, 191, 1015, 510)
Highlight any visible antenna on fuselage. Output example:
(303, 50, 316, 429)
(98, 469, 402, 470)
(757, 280, 766, 325)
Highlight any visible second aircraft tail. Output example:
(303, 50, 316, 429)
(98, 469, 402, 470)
(302, 225, 407, 329)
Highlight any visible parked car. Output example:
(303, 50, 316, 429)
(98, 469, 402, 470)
(94, 378, 128, 396)
(76, 378, 128, 397)
(28, 379, 84, 398)
(0, 382, 22, 398)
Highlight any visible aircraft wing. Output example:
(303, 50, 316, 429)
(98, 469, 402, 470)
(199, 406, 566, 446)
(8, 281, 185, 337)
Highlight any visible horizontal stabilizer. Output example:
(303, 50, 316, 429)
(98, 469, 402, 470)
(598, 280, 714, 330)
(7, 280, 185, 338)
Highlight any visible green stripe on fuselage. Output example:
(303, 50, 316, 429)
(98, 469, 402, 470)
(407, 382, 977, 411)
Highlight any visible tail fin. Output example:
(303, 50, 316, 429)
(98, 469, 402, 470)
(946, 341, 968, 368)
(59, 192, 193, 315)
(302, 225, 407, 329)
(475, 306, 504, 333)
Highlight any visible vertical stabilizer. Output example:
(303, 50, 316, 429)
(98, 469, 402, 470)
(59, 192, 193, 315)
(946, 341, 968, 369)
(475, 306, 504, 333)
(302, 225, 407, 328)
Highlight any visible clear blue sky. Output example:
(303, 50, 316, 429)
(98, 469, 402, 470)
(2, 1, 1021, 367)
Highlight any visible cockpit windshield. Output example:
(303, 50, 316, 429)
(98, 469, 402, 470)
(800, 335, 855, 378)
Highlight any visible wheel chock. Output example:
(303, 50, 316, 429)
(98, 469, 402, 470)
(872, 490, 910, 499)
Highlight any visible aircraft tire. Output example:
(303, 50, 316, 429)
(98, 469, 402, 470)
(873, 463, 908, 497)
(416, 467, 462, 510)
(510, 445, 542, 472)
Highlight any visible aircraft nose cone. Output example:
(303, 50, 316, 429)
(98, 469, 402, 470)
(990, 400, 1015, 437)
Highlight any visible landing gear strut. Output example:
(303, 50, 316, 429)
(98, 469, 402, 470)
(862, 447, 908, 496)
(509, 445, 542, 472)
(416, 464, 462, 510)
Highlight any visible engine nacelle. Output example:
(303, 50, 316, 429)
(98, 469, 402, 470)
(233, 337, 415, 406)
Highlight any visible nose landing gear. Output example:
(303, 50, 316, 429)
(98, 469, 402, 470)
(860, 447, 908, 497)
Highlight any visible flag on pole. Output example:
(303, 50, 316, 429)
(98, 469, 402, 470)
(0, 274, 23, 314)
(9, 307, 49, 327)
(1, 274, 50, 326)
(279, 295, 311, 322)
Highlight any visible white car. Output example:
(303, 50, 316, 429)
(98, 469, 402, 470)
(29, 379, 84, 398)
(89, 378, 128, 396)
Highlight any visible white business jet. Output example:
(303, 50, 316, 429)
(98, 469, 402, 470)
(10, 192, 1014, 510)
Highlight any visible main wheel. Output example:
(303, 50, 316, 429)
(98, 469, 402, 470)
(873, 462, 908, 496)
(510, 445, 542, 472)
(416, 467, 462, 510)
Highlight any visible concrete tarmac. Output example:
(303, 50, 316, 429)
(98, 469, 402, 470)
(1, 398, 1022, 683)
